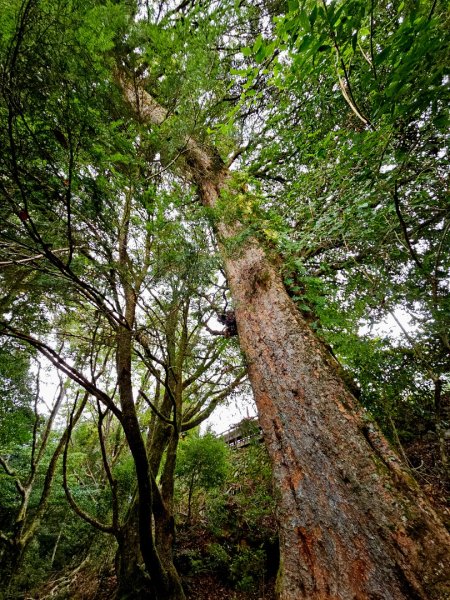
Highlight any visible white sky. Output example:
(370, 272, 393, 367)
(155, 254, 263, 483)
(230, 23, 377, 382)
(203, 394, 257, 435)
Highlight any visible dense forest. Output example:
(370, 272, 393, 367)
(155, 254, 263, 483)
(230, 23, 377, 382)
(0, 0, 449, 598)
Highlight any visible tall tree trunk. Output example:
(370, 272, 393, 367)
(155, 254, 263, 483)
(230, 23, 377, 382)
(121, 77, 450, 600)
(222, 239, 450, 600)
(116, 323, 167, 600)
(115, 196, 185, 599)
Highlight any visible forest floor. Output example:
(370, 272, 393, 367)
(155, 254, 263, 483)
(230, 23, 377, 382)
(184, 574, 275, 600)
(35, 570, 275, 600)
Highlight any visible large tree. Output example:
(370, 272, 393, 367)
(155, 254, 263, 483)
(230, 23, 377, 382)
(0, 0, 449, 599)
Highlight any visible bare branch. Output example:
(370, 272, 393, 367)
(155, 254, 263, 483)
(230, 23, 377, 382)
(139, 390, 175, 426)
(0, 323, 121, 420)
(182, 368, 247, 430)
(0, 456, 18, 478)
(0, 246, 81, 267)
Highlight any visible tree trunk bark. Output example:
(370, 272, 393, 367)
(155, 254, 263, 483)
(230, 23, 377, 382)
(116, 324, 166, 599)
(114, 387, 183, 598)
(116, 506, 153, 600)
(120, 77, 450, 600)
(222, 239, 450, 600)
(191, 172, 450, 600)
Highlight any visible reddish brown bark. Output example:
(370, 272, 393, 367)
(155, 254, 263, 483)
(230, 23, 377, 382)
(121, 77, 450, 600)
(222, 241, 450, 600)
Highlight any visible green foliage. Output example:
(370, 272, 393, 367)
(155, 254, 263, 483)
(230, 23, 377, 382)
(200, 543, 267, 591)
(176, 432, 229, 496)
(176, 428, 276, 592)
(207, 432, 276, 542)
(229, 546, 267, 591)
(0, 344, 35, 450)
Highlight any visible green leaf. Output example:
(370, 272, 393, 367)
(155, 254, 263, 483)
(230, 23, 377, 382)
(253, 35, 263, 54)
(298, 11, 310, 32)
(298, 34, 313, 53)
(255, 44, 267, 64)
(309, 6, 318, 28)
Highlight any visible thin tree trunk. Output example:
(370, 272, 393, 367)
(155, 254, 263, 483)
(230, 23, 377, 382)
(115, 192, 184, 599)
(121, 76, 450, 600)
(186, 472, 196, 527)
(0, 393, 88, 594)
(50, 523, 64, 568)
(116, 434, 185, 600)
(115, 292, 184, 597)
(115, 505, 153, 600)
(115, 387, 182, 599)
(117, 317, 179, 599)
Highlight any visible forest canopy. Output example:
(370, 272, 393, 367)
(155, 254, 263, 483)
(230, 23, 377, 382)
(0, 0, 449, 599)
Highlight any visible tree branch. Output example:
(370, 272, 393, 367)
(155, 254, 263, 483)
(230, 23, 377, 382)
(139, 390, 175, 427)
(62, 403, 115, 535)
(0, 323, 121, 420)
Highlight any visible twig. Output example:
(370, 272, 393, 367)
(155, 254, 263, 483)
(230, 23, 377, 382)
(0, 246, 81, 266)
(392, 182, 423, 271)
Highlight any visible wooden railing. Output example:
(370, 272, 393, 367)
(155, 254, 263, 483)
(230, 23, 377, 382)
(218, 417, 262, 448)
